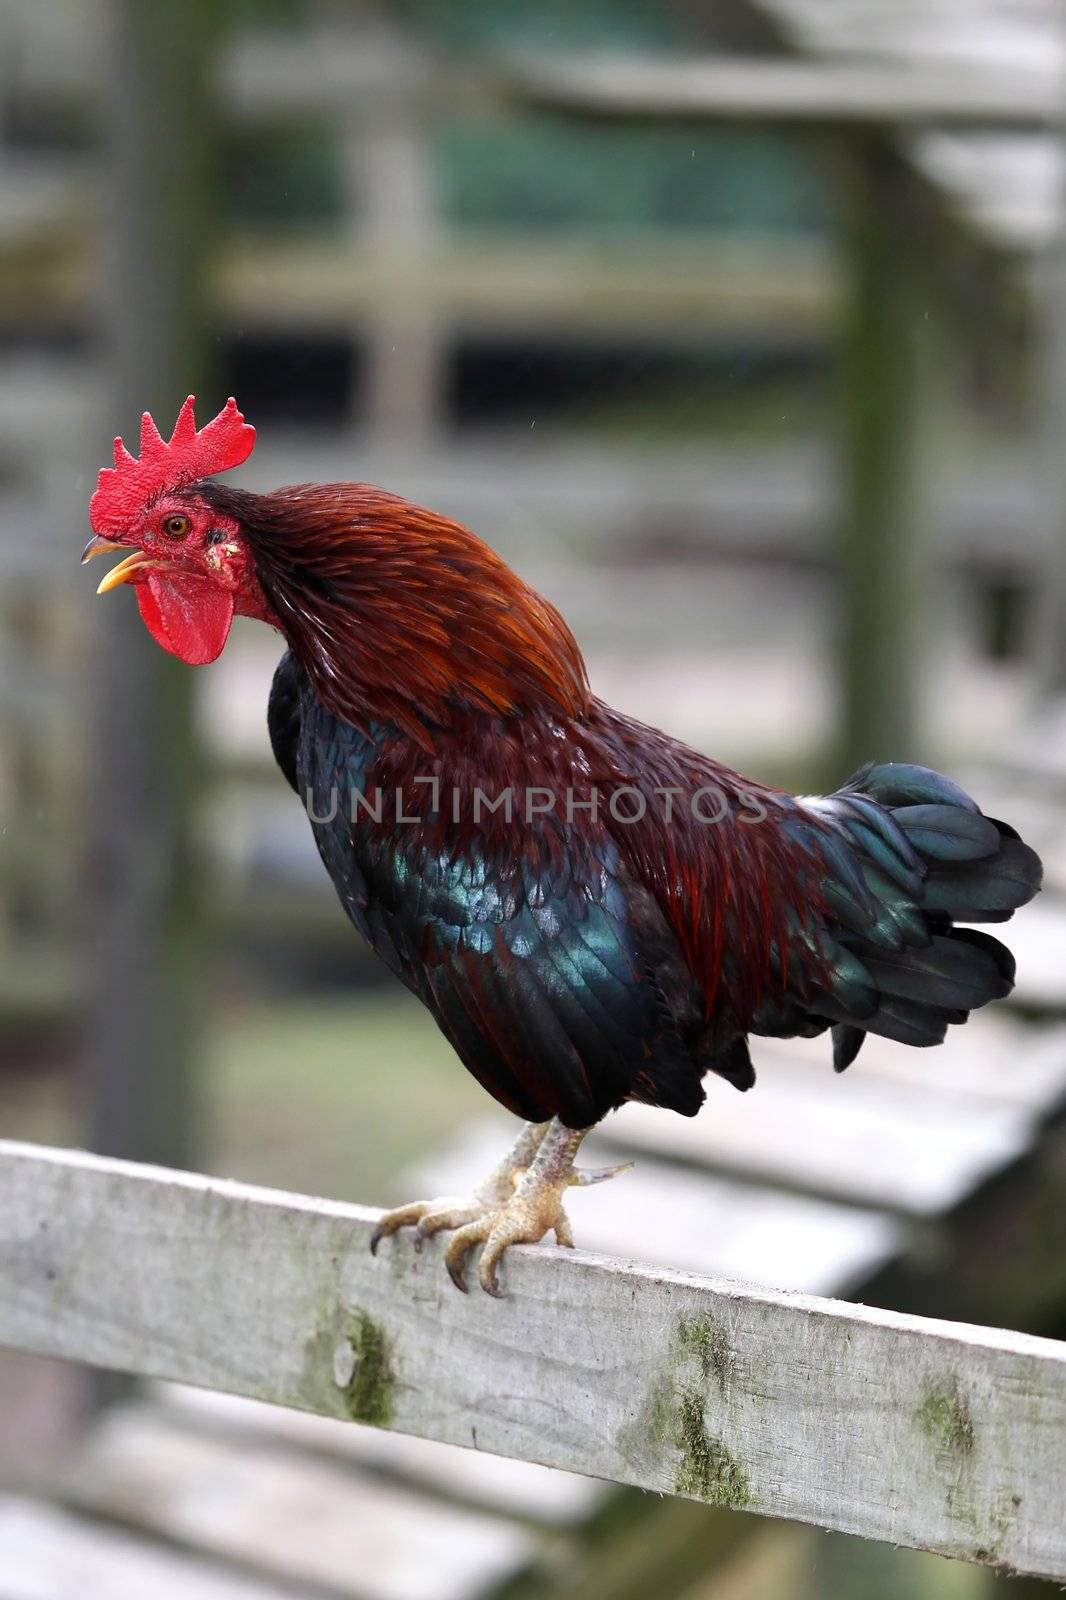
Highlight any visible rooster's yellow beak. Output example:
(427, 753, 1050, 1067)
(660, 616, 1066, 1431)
(80, 536, 115, 564)
(82, 535, 156, 592)
(95, 550, 160, 595)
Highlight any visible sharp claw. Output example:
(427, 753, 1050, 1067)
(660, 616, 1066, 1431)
(571, 1160, 634, 1187)
(443, 1219, 488, 1293)
(446, 1257, 469, 1293)
(368, 1202, 431, 1254)
(477, 1240, 503, 1297)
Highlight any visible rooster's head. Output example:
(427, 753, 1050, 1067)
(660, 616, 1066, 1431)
(82, 395, 264, 664)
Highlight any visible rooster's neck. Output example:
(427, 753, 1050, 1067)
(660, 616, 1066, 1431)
(206, 480, 591, 748)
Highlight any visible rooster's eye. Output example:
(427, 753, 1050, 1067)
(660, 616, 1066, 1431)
(162, 514, 190, 540)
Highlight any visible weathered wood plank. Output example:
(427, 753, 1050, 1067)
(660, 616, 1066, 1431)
(602, 1060, 1033, 1215)
(214, 233, 835, 343)
(60, 1405, 535, 1600)
(911, 130, 1062, 250)
(221, 32, 1059, 126)
(0, 1495, 303, 1600)
(2, 226, 835, 339)
(503, 54, 1060, 127)
(0, 1142, 1063, 1578)
(755, 0, 1059, 69)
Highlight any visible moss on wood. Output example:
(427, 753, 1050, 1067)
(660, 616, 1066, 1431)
(620, 1311, 750, 1510)
(676, 1315, 734, 1394)
(337, 1309, 395, 1426)
(673, 1384, 751, 1508)
(301, 1300, 396, 1428)
(916, 1378, 975, 1458)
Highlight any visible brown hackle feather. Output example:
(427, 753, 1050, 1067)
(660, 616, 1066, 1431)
(204, 481, 590, 749)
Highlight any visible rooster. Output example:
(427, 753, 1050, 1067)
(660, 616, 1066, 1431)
(84, 397, 1042, 1295)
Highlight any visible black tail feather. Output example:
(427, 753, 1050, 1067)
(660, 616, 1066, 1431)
(798, 764, 1042, 1071)
(920, 834, 1042, 923)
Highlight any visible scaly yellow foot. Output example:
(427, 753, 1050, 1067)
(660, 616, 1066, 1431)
(369, 1119, 550, 1258)
(371, 1117, 631, 1297)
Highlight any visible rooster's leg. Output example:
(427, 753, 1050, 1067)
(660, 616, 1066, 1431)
(369, 1118, 552, 1256)
(442, 1117, 630, 1296)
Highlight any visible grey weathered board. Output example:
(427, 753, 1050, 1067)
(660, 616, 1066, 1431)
(0, 1495, 304, 1600)
(741, 0, 1064, 251)
(504, 38, 1062, 254)
(602, 1060, 1038, 1216)
(59, 1405, 534, 1600)
(505, 54, 1058, 127)
(1, 1141, 1064, 1579)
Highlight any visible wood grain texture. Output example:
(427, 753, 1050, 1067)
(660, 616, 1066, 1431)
(1, 1141, 1064, 1579)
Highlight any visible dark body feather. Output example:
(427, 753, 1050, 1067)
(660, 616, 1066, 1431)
(269, 650, 1042, 1128)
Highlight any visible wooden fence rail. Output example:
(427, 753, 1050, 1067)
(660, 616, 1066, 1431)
(1, 1140, 1064, 1580)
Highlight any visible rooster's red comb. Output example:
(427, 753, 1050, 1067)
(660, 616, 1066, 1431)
(89, 395, 256, 536)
